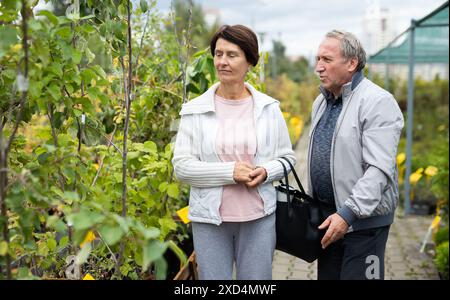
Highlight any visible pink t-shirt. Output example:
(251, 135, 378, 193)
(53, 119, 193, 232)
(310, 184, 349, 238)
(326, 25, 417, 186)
(214, 94, 265, 222)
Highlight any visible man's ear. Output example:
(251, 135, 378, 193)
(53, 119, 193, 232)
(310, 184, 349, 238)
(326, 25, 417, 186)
(348, 57, 358, 73)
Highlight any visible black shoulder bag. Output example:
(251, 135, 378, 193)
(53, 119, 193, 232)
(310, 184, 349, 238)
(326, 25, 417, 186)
(275, 157, 324, 263)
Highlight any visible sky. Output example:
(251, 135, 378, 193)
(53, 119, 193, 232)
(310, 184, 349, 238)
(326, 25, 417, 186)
(155, 0, 447, 60)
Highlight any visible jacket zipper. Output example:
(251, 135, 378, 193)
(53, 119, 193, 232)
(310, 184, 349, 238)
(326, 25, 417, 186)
(330, 90, 355, 209)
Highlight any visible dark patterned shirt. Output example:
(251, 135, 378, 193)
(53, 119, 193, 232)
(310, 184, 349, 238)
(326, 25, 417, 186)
(310, 95, 343, 206)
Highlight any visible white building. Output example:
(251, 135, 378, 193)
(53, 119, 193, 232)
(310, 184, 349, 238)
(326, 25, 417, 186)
(362, 0, 398, 56)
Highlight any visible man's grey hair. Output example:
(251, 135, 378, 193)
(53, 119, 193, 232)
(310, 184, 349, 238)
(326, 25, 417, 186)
(326, 30, 366, 72)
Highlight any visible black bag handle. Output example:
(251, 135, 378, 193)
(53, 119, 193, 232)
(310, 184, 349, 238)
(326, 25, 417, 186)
(279, 157, 307, 195)
(277, 159, 294, 219)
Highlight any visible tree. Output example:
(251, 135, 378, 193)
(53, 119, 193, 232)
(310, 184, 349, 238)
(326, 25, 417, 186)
(268, 40, 312, 83)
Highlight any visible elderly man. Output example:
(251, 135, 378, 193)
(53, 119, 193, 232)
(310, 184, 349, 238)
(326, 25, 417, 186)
(308, 30, 404, 280)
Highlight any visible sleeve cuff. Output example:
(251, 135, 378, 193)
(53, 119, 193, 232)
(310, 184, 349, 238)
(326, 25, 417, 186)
(337, 205, 358, 226)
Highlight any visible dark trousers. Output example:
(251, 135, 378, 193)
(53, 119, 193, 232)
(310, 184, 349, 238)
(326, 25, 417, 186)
(317, 204, 390, 280)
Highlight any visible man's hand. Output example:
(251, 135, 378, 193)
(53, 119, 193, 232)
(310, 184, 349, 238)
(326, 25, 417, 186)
(318, 213, 349, 249)
(246, 167, 267, 188)
(233, 161, 254, 183)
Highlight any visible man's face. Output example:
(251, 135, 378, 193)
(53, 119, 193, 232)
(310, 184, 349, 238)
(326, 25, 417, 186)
(315, 37, 357, 96)
(214, 38, 251, 85)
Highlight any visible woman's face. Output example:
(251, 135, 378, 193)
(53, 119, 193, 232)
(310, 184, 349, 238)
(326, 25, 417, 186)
(213, 38, 251, 85)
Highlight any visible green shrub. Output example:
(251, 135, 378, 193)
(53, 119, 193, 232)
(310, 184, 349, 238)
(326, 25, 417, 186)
(434, 227, 449, 246)
(434, 241, 449, 280)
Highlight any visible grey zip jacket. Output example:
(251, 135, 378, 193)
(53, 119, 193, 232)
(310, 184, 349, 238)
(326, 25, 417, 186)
(307, 73, 404, 231)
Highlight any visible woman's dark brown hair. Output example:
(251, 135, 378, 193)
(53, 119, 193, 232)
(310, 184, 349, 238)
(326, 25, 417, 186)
(210, 25, 259, 67)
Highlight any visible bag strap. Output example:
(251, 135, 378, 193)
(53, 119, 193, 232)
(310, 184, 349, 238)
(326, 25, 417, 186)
(277, 159, 294, 219)
(279, 157, 307, 195)
(277, 159, 291, 200)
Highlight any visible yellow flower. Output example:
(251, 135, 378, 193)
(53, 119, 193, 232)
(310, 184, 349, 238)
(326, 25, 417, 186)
(113, 57, 119, 67)
(80, 231, 96, 248)
(438, 124, 446, 132)
(295, 125, 302, 139)
(83, 273, 95, 280)
(425, 166, 438, 177)
(289, 117, 300, 126)
(282, 111, 291, 119)
(409, 172, 422, 185)
(416, 167, 424, 174)
(176, 206, 190, 224)
(396, 153, 406, 165)
(10, 44, 22, 53)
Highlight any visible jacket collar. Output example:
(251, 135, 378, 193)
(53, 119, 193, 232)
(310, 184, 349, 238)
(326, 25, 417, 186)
(179, 82, 278, 118)
(319, 70, 364, 101)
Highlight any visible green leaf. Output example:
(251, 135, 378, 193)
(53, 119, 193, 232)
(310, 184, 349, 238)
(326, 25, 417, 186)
(143, 141, 157, 154)
(154, 257, 168, 280)
(81, 24, 96, 33)
(167, 183, 179, 199)
(47, 84, 61, 100)
(63, 191, 79, 205)
(46, 215, 60, 227)
(17, 267, 31, 279)
(118, 4, 127, 18)
(72, 49, 82, 64)
(119, 263, 132, 276)
(75, 97, 95, 116)
(98, 93, 109, 106)
(87, 86, 99, 100)
(99, 224, 123, 246)
(35, 147, 47, 155)
(206, 57, 216, 82)
(158, 182, 168, 192)
(0, 26, 18, 53)
(75, 243, 92, 265)
(167, 240, 188, 267)
(112, 215, 129, 233)
(68, 209, 105, 231)
(140, 0, 149, 13)
(38, 242, 49, 257)
(54, 219, 67, 234)
(62, 167, 76, 185)
(128, 151, 140, 160)
(135, 223, 160, 240)
(36, 10, 59, 26)
(159, 218, 177, 238)
(91, 65, 106, 79)
(85, 47, 96, 64)
(55, 26, 72, 40)
(0, 241, 8, 256)
(59, 236, 69, 247)
(48, 63, 63, 77)
(80, 14, 95, 20)
(2, 0, 20, 10)
(37, 152, 51, 165)
(193, 48, 207, 58)
(81, 68, 97, 84)
(142, 240, 167, 272)
(47, 238, 57, 252)
(186, 83, 200, 94)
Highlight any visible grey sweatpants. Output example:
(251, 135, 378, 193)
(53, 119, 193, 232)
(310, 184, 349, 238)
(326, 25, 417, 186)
(192, 213, 276, 280)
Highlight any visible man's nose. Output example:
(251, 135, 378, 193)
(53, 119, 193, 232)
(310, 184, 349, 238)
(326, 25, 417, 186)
(315, 62, 324, 73)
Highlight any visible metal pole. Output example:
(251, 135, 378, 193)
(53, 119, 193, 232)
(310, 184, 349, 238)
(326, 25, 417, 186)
(404, 19, 416, 216)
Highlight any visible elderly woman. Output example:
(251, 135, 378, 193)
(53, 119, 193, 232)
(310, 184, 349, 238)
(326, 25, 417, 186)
(172, 24, 296, 280)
